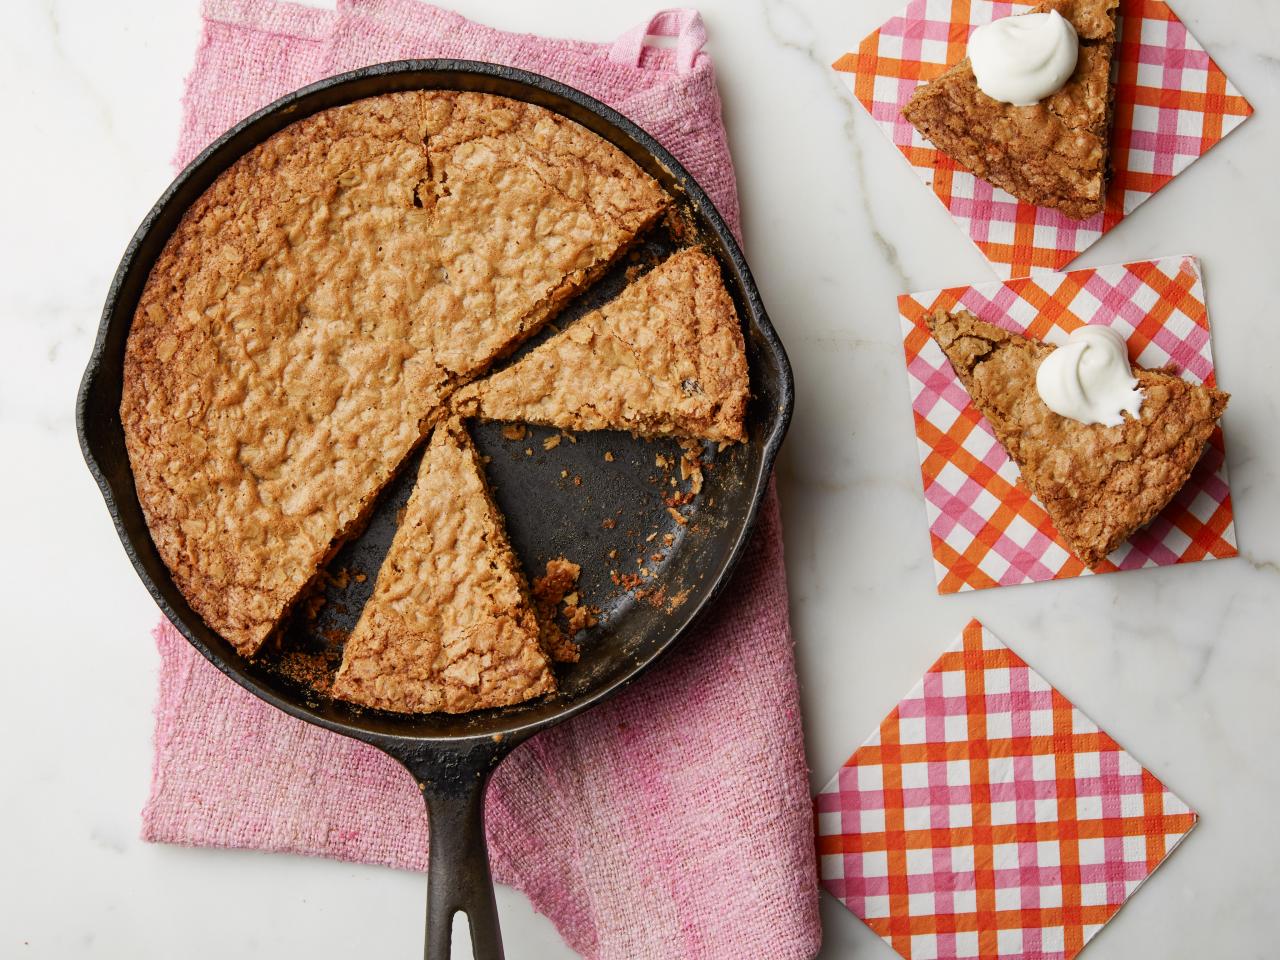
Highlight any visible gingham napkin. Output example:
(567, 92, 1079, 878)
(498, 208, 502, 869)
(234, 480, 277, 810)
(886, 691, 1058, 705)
(898, 254, 1235, 593)
(833, 0, 1253, 278)
(816, 619, 1198, 960)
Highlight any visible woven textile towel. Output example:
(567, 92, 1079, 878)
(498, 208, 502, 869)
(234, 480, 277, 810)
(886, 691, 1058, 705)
(143, 2, 820, 958)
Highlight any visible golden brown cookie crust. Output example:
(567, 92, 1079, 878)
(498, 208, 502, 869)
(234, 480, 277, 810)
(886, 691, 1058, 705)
(121, 91, 668, 656)
(331, 419, 555, 714)
(927, 309, 1228, 568)
(902, 0, 1120, 220)
(453, 247, 749, 442)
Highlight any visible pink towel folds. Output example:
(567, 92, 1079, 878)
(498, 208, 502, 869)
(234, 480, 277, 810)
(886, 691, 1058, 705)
(145, 3, 819, 958)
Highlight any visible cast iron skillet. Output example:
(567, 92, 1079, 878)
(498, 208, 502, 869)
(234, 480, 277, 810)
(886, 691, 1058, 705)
(77, 60, 792, 959)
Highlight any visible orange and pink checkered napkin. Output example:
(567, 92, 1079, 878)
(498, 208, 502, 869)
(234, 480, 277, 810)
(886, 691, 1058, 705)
(816, 619, 1197, 960)
(832, 0, 1252, 278)
(899, 254, 1235, 594)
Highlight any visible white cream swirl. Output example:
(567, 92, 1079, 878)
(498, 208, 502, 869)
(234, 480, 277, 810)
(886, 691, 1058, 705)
(1035, 325, 1144, 427)
(968, 10, 1079, 106)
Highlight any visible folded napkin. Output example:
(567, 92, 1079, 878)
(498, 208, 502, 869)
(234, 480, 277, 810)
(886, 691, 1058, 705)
(817, 619, 1198, 960)
(143, 3, 820, 958)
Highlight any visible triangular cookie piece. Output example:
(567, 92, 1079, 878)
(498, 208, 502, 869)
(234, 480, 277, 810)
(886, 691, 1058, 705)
(332, 418, 554, 714)
(453, 248, 749, 443)
(902, 0, 1119, 220)
(927, 309, 1228, 568)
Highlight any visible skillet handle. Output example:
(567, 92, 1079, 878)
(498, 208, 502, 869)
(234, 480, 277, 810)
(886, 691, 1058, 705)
(392, 738, 517, 960)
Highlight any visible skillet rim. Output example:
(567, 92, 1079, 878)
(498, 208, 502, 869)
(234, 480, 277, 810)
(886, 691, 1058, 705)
(75, 58, 794, 750)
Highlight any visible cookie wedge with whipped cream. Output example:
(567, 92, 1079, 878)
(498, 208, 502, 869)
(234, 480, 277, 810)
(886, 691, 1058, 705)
(902, 0, 1120, 220)
(453, 247, 749, 443)
(926, 309, 1228, 568)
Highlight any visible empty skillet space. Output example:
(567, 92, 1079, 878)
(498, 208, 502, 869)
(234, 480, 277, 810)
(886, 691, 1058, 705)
(266, 218, 750, 706)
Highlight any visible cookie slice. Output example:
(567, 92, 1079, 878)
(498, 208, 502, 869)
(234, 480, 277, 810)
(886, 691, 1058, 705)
(453, 248, 749, 443)
(902, 0, 1120, 220)
(926, 309, 1228, 568)
(332, 418, 554, 714)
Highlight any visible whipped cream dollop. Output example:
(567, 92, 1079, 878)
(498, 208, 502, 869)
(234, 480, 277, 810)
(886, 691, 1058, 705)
(968, 10, 1079, 106)
(1036, 325, 1143, 427)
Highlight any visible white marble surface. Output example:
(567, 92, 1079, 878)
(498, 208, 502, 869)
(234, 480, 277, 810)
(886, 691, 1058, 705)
(3, 0, 1278, 957)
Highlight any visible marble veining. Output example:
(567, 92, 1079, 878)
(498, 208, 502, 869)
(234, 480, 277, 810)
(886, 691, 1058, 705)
(3, 0, 1278, 957)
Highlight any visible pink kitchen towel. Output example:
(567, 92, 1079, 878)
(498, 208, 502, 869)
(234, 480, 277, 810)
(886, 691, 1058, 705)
(142, 3, 821, 959)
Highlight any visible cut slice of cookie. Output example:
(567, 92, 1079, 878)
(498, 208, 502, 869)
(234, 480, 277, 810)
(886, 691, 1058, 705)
(926, 309, 1228, 568)
(902, 0, 1120, 220)
(453, 247, 749, 443)
(332, 418, 554, 714)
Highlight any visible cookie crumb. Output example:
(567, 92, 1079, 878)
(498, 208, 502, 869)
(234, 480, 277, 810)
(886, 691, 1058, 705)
(532, 558, 596, 663)
(276, 649, 339, 696)
(611, 570, 644, 590)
